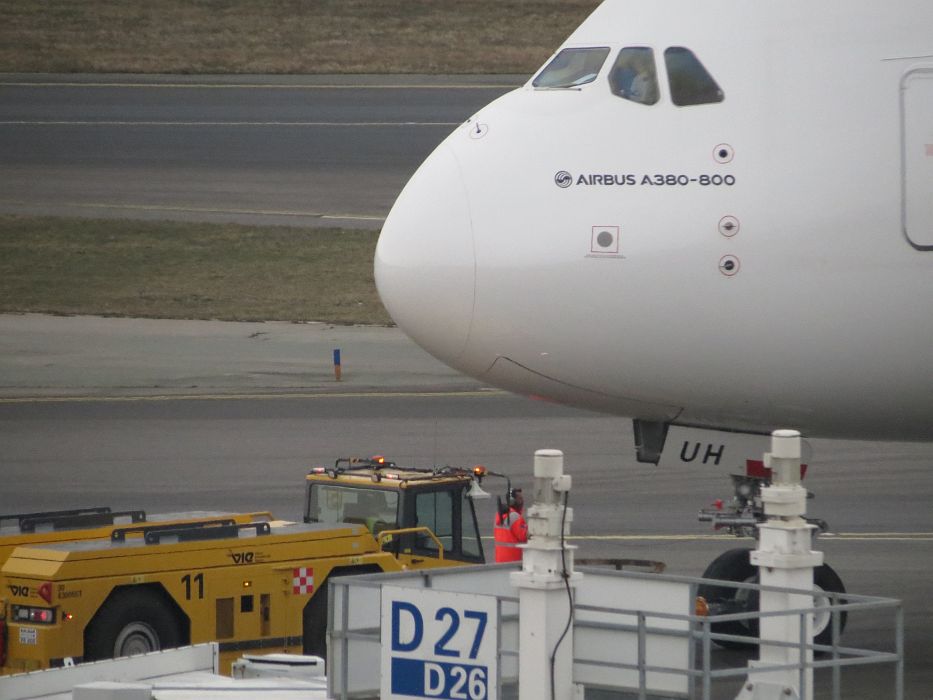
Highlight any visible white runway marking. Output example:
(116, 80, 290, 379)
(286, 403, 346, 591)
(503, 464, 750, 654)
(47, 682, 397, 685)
(0, 390, 503, 404)
(0, 199, 386, 222)
(0, 120, 458, 127)
(0, 81, 515, 90)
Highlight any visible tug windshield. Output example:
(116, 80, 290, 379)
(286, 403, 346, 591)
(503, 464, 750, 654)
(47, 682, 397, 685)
(306, 485, 399, 535)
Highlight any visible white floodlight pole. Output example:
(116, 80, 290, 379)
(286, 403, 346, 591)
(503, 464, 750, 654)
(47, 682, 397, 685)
(511, 449, 583, 700)
(737, 430, 822, 700)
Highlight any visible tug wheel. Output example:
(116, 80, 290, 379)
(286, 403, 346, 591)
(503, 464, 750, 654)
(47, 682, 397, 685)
(697, 548, 847, 650)
(84, 587, 184, 660)
(302, 565, 383, 660)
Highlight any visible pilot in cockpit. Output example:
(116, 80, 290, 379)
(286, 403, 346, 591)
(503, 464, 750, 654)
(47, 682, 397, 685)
(609, 48, 659, 105)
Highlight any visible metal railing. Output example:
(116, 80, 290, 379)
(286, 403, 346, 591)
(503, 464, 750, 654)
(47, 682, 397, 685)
(572, 579, 902, 699)
(328, 566, 903, 700)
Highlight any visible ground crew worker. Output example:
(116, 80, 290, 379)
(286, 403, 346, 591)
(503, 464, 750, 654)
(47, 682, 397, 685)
(494, 487, 528, 562)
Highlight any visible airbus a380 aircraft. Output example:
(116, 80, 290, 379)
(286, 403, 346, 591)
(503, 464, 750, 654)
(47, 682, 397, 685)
(375, 0, 933, 467)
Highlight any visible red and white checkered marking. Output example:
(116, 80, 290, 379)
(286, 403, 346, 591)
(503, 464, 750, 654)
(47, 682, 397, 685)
(292, 567, 314, 595)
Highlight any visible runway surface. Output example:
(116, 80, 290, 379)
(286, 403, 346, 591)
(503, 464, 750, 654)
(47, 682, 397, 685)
(0, 313, 484, 398)
(0, 74, 519, 228)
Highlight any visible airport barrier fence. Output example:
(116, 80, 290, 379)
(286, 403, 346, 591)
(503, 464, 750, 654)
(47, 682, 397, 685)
(328, 565, 903, 700)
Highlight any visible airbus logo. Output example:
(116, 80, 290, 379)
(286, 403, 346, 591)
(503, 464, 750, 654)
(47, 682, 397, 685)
(554, 171, 573, 188)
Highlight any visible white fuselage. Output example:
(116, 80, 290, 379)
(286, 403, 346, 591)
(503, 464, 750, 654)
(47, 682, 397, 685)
(374, 0, 933, 441)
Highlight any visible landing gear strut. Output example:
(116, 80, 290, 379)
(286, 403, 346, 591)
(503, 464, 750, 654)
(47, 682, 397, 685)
(697, 473, 847, 649)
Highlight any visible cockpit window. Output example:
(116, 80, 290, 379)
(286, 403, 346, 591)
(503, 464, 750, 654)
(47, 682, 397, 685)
(664, 47, 724, 106)
(608, 47, 659, 105)
(532, 47, 610, 88)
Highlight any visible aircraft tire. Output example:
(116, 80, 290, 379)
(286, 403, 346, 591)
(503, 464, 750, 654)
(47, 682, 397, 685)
(810, 562, 847, 647)
(84, 587, 183, 661)
(697, 547, 759, 649)
(697, 548, 847, 650)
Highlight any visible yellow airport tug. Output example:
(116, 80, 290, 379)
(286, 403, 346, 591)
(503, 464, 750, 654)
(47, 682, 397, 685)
(0, 458, 488, 675)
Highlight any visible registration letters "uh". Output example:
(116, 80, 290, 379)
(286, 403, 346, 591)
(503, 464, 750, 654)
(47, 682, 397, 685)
(680, 441, 725, 466)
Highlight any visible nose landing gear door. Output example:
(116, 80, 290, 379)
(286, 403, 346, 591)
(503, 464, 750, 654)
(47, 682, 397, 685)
(901, 67, 933, 250)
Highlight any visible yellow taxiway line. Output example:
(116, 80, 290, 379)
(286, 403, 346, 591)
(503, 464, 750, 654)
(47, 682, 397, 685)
(481, 533, 933, 542)
(564, 533, 933, 542)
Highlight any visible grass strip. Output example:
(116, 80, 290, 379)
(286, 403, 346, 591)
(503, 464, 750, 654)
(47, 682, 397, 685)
(0, 215, 392, 325)
(0, 0, 599, 75)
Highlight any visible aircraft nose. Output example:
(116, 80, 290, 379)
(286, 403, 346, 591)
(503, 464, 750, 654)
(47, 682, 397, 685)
(375, 144, 475, 365)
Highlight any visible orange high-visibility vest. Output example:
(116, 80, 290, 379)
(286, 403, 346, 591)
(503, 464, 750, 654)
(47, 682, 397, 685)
(494, 508, 528, 562)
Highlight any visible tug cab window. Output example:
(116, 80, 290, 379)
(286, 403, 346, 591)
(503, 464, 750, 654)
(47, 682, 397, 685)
(664, 47, 724, 106)
(414, 490, 453, 554)
(533, 47, 610, 88)
(306, 484, 398, 536)
(401, 487, 483, 564)
(608, 47, 659, 105)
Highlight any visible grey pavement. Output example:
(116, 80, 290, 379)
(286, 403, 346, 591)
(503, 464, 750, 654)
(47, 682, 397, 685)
(0, 74, 520, 228)
(0, 313, 486, 398)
